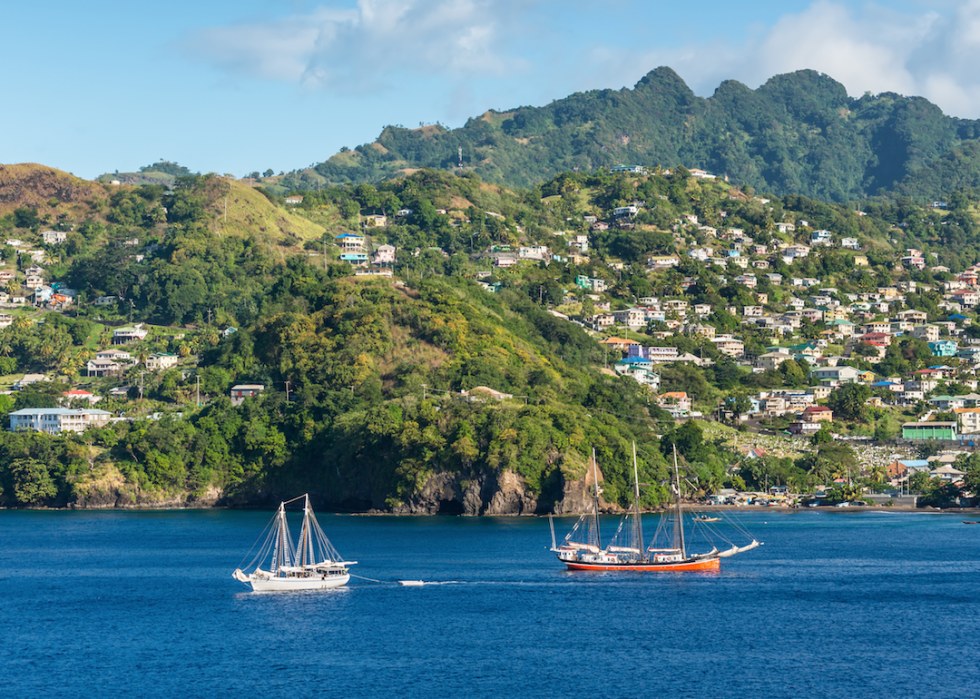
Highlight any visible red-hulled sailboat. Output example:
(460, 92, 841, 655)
(550, 444, 761, 572)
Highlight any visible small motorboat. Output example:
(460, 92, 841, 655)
(963, 521, 980, 525)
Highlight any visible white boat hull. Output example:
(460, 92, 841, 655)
(248, 573, 350, 591)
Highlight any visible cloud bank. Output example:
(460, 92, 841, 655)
(183, 0, 980, 119)
(182, 0, 532, 92)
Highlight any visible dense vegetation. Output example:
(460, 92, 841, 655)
(3, 158, 980, 510)
(280, 68, 980, 204)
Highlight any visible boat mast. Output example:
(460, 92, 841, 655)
(275, 501, 288, 573)
(301, 494, 316, 567)
(632, 441, 645, 561)
(592, 448, 602, 549)
(673, 444, 686, 558)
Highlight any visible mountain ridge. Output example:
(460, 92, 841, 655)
(287, 67, 980, 202)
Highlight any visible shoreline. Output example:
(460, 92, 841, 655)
(3, 503, 980, 516)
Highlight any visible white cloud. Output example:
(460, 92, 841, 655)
(580, 0, 980, 119)
(182, 0, 532, 92)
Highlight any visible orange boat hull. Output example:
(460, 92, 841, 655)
(563, 557, 721, 572)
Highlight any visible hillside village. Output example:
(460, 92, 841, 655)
(1, 162, 980, 509)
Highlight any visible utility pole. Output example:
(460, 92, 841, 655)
(196, 375, 200, 406)
(285, 380, 290, 403)
(139, 371, 145, 402)
(422, 383, 427, 401)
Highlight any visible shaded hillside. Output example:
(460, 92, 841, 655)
(297, 67, 980, 202)
(892, 139, 980, 200)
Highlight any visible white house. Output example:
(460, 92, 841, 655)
(41, 230, 68, 245)
(146, 353, 179, 371)
(231, 384, 265, 406)
(9, 408, 111, 435)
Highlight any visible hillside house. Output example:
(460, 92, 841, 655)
(146, 353, 179, 371)
(912, 325, 940, 342)
(810, 365, 861, 385)
(802, 405, 833, 423)
(614, 357, 661, 389)
(335, 233, 365, 253)
(61, 390, 101, 406)
(372, 244, 396, 266)
(113, 324, 148, 345)
(929, 340, 958, 357)
(96, 349, 132, 362)
(712, 335, 744, 357)
(9, 408, 111, 435)
(811, 229, 832, 246)
(231, 384, 265, 406)
(41, 230, 68, 244)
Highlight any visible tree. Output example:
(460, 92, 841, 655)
(726, 393, 752, 422)
(263, 169, 274, 177)
(827, 383, 871, 421)
(12, 207, 39, 229)
(340, 199, 360, 220)
(811, 424, 833, 445)
(10, 458, 57, 504)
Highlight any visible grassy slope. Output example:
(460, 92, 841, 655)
(199, 177, 325, 244)
(0, 163, 110, 219)
(0, 165, 326, 254)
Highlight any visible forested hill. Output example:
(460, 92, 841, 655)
(297, 67, 980, 203)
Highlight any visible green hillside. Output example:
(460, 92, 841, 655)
(2, 163, 980, 511)
(288, 67, 980, 203)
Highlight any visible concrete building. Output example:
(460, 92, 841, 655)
(9, 408, 111, 434)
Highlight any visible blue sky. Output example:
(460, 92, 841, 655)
(3, 0, 979, 179)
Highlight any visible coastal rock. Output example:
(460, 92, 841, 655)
(390, 469, 541, 515)
(483, 470, 538, 515)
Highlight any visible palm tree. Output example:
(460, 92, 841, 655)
(870, 464, 886, 484)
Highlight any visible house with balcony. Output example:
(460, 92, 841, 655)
(929, 340, 958, 357)
(146, 353, 179, 371)
(9, 408, 111, 435)
(810, 365, 862, 385)
(614, 357, 660, 389)
(113, 324, 148, 345)
(335, 233, 365, 253)
(372, 244, 396, 266)
(811, 229, 832, 246)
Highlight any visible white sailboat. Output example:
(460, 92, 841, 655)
(233, 494, 355, 591)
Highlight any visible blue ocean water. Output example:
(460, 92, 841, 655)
(1, 509, 978, 699)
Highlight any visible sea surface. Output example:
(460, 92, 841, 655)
(2, 508, 978, 698)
